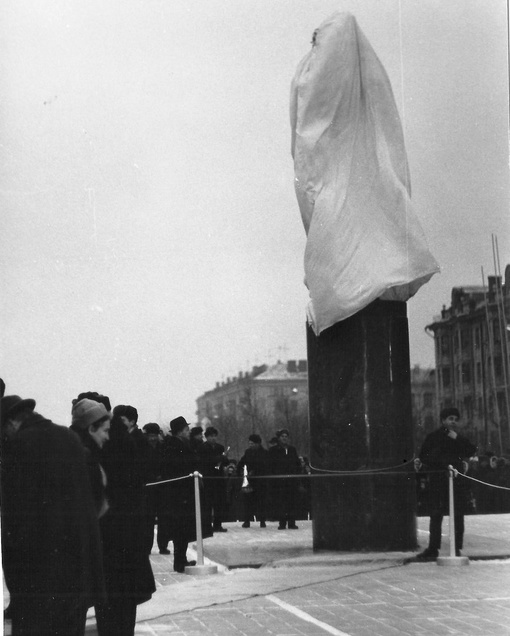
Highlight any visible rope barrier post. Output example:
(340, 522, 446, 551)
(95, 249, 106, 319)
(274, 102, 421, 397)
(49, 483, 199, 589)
(437, 466, 469, 567)
(185, 472, 218, 576)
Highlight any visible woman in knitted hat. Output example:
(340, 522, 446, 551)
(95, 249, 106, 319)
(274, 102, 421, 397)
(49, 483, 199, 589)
(70, 398, 111, 518)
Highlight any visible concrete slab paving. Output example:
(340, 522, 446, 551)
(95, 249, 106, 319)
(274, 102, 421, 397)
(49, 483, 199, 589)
(5, 514, 510, 635)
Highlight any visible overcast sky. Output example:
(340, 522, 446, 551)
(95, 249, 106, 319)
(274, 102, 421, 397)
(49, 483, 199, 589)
(1, 0, 509, 428)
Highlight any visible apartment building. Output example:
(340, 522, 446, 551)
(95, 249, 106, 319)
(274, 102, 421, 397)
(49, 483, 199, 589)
(196, 360, 309, 458)
(425, 267, 510, 454)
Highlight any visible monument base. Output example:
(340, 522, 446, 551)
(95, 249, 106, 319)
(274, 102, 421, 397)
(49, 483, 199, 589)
(436, 556, 470, 567)
(185, 564, 218, 576)
(307, 300, 417, 551)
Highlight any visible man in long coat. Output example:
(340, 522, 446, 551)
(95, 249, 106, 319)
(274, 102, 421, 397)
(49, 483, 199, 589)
(237, 434, 269, 528)
(268, 428, 301, 529)
(416, 407, 477, 560)
(1, 395, 105, 635)
(160, 416, 212, 572)
(97, 406, 156, 634)
(199, 426, 229, 533)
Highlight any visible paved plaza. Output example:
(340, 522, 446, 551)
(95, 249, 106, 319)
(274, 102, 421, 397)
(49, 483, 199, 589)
(118, 515, 510, 635)
(4, 515, 510, 635)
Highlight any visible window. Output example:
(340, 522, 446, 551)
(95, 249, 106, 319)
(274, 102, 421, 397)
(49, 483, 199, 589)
(423, 393, 433, 408)
(460, 330, 470, 351)
(474, 326, 481, 349)
(462, 363, 471, 384)
(463, 396, 473, 419)
(442, 367, 451, 388)
(498, 391, 506, 416)
(493, 320, 501, 344)
(440, 335, 450, 356)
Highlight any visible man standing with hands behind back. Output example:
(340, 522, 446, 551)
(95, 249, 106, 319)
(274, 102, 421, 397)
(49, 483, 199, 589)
(416, 407, 477, 560)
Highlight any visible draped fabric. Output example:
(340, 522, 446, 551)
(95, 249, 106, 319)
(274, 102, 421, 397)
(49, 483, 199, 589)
(291, 12, 439, 335)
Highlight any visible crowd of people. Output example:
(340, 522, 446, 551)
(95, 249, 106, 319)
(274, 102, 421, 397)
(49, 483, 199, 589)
(5, 379, 507, 632)
(143, 425, 313, 542)
(0, 381, 311, 635)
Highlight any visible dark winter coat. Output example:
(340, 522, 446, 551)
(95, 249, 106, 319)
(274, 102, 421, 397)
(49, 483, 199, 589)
(237, 446, 270, 521)
(198, 441, 228, 495)
(1, 413, 105, 608)
(237, 446, 270, 486)
(100, 419, 156, 604)
(198, 441, 229, 528)
(159, 435, 213, 541)
(129, 426, 152, 484)
(268, 443, 301, 520)
(419, 427, 477, 515)
(199, 441, 228, 477)
(268, 443, 301, 476)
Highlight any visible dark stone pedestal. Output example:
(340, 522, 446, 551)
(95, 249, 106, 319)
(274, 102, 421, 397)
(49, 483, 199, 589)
(307, 300, 417, 551)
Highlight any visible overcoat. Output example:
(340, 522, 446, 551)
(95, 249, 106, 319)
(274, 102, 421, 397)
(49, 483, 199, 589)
(419, 427, 477, 516)
(100, 419, 156, 605)
(237, 445, 270, 520)
(268, 443, 301, 520)
(160, 435, 212, 541)
(198, 440, 228, 528)
(238, 445, 270, 484)
(1, 414, 105, 609)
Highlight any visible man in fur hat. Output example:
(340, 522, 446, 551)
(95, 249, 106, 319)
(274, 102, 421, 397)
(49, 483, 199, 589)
(416, 407, 477, 560)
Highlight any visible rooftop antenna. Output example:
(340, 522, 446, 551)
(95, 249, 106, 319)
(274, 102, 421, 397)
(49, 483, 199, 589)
(277, 344, 289, 361)
(492, 234, 510, 442)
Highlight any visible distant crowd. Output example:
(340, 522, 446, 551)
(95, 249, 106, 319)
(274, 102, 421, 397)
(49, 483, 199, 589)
(0, 380, 311, 636)
(416, 451, 510, 517)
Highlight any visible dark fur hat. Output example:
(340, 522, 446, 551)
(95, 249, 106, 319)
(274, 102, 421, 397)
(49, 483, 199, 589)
(440, 407, 460, 421)
(73, 392, 111, 412)
(143, 423, 161, 435)
(0, 395, 36, 428)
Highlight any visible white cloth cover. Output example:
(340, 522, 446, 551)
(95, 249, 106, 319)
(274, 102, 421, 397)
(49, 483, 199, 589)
(291, 12, 439, 335)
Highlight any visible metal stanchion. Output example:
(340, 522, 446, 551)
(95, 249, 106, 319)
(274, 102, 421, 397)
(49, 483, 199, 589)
(437, 465, 469, 567)
(185, 471, 218, 576)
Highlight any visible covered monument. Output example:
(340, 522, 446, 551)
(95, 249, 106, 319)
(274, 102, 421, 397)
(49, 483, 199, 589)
(290, 12, 440, 550)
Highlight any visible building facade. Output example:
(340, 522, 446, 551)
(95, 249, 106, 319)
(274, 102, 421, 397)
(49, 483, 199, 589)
(410, 364, 437, 450)
(426, 267, 510, 455)
(196, 360, 309, 459)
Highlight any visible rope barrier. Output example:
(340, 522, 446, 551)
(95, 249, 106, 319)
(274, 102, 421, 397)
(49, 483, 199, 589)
(143, 468, 510, 492)
(457, 472, 510, 491)
(309, 457, 415, 474)
(146, 469, 418, 483)
(145, 473, 196, 487)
